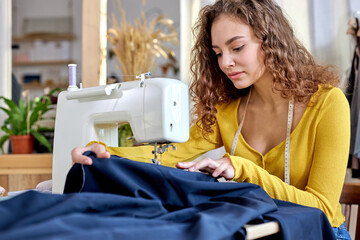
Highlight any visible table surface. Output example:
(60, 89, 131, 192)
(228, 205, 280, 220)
(245, 222, 280, 239)
(0, 153, 52, 174)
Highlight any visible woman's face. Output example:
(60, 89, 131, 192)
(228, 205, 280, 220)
(211, 14, 270, 89)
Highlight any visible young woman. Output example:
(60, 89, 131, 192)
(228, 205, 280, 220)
(72, 0, 350, 238)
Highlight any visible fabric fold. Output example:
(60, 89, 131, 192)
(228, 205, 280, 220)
(0, 152, 335, 240)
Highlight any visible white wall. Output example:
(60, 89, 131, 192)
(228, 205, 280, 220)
(0, 0, 12, 100)
(180, 0, 201, 86)
(281, 0, 359, 79)
(0, 0, 12, 153)
(281, 1, 311, 51)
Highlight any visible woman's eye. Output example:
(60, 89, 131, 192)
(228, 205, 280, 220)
(234, 45, 245, 52)
(212, 48, 221, 57)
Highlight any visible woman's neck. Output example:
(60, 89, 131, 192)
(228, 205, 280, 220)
(250, 75, 288, 110)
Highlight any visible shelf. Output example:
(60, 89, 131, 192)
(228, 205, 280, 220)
(0, 154, 53, 195)
(21, 83, 68, 90)
(13, 60, 75, 66)
(13, 34, 76, 43)
(0, 154, 52, 175)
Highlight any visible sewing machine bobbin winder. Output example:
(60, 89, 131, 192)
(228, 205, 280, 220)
(52, 65, 189, 193)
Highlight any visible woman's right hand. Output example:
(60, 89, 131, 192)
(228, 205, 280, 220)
(71, 143, 110, 165)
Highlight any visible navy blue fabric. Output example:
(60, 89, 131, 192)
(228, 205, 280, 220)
(0, 152, 336, 240)
(267, 199, 338, 240)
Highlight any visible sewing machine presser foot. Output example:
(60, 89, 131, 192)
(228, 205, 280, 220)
(151, 143, 176, 165)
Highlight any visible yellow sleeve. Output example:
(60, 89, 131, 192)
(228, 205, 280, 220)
(229, 88, 350, 223)
(87, 121, 223, 168)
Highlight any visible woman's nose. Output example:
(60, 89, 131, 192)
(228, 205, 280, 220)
(221, 53, 235, 68)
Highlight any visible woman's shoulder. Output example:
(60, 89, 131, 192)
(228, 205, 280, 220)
(312, 85, 349, 109)
(316, 85, 346, 100)
(216, 97, 241, 113)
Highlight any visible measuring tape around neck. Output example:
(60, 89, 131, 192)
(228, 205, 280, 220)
(284, 98, 294, 185)
(231, 88, 252, 155)
(231, 93, 294, 185)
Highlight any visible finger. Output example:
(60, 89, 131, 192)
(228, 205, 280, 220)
(176, 161, 196, 169)
(212, 162, 229, 178)
(188, 158, 219, 172)
(97, 151, 111, 159)
(90, 144, 110, 159)
(80, 156, 93, 165)
(176, 159, 213, 171)
(71, 147, 93, 165)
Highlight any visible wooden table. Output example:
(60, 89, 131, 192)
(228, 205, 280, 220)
(0, 154, 52, 196)
(245, 222, 280, 239)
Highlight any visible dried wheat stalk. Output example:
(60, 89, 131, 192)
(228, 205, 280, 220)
(107, 0, 179, 81)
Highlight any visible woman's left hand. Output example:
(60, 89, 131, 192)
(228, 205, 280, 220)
(176, 156, 235, 180)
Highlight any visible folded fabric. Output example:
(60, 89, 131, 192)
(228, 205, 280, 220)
(0, 152, 335, 240)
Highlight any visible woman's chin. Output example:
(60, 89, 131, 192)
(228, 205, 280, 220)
(232, 81, 251, 90)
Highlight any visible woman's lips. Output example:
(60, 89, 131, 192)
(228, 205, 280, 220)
(228, 71, 244, 80)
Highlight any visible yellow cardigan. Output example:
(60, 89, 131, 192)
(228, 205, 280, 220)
(91, 86, 350, 227)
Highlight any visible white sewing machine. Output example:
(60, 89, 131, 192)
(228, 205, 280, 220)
(52, 71, 189, 193)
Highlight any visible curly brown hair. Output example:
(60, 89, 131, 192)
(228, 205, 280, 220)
(189, 0, 340, 138)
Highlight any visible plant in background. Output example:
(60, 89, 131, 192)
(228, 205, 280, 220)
(107, 0, 179, 81)
(118, 123, 134, 147)
(0, 95, 54, 153)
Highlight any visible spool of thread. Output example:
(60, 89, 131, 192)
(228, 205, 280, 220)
(68, 64, 78, 91)
(68, 64, 77, 86)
